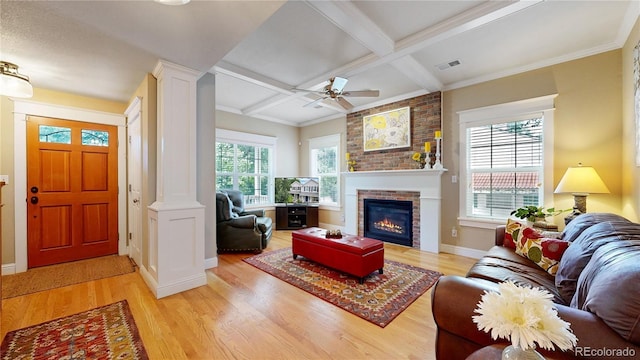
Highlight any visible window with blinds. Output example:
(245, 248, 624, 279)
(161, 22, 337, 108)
(465, 117, 544, 219)
(309, 134, 340, 206)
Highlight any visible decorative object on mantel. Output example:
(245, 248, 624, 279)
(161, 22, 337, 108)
(473, 281, 577, 360)
(412, 142, 433, 169)
(346, 152, 356, 172)
(433, 130, 443, 170)
(363, 106, 411, 151)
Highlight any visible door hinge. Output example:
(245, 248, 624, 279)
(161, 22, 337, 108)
(127, 232, 131, 246)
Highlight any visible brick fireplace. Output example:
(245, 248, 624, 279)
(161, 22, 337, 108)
(360, 192, 420, 248)
(343, 169, 445, 253)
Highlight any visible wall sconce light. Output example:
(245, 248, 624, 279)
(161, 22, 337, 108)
(0, 61, 33, 98)
(554, 163, 609, 224)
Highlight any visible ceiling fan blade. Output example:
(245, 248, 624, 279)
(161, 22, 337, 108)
(331, 76, 348, 93)
(303, 97, 327, 108)
(342, 90, 379, 97)
(317, 98, 348, 112)
(336, 97, 354, 111)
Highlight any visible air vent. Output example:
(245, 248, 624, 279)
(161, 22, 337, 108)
(436, 60, 461, 71)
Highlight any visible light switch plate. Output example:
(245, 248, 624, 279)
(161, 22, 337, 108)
(0, 175, 8, 184)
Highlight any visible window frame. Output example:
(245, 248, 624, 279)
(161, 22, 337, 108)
(457, 95, 556, 229)
(309, 133, 341, 209)
(216, 129, 276, 208)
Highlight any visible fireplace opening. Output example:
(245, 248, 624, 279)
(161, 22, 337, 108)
(364, 199, 413, 247)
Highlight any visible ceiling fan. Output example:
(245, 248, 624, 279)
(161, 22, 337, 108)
(294, 77, 379, 112)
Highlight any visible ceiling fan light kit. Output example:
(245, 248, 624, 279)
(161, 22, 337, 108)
(0, 61, 33, 98)
(299, 76, 380, 112)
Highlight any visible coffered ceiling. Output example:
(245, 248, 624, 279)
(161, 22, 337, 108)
(2, 1, 637, 127)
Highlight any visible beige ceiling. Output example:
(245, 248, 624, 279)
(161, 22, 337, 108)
(2, 1, 638, 127)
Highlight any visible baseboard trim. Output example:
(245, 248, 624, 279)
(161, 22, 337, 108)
(139, 265, 207, 299)
(439, 244, 486, 259)
(1, 263, 16, 276)
(205, 256, 218, 269)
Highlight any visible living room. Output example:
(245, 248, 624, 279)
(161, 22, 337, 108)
(1, 1, 640, 359)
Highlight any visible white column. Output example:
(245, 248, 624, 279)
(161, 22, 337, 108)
(143, 60, 206, 298)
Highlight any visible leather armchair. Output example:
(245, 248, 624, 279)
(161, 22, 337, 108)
(216, 191, 272, 253)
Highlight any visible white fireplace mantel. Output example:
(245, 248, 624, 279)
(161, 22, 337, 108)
(343, 169, 447, 253)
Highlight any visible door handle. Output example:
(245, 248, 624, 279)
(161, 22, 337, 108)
(133, 198, 140, 204)
(31, 186, 39, 193)
(30, 196, 39, 204)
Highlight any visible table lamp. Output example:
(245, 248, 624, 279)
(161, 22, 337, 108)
(554, 163, 609, 224)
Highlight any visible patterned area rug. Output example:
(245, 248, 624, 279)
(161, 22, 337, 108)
(1, 300, 148, 360)
(244, 247, 443, 327)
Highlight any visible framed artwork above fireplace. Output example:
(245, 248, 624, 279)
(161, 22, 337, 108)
(363, 106, 411, 152)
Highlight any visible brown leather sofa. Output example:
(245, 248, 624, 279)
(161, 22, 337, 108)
(431, 213, 640, 360)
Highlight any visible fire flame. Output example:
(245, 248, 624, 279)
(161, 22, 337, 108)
(373, 218, 404, 234)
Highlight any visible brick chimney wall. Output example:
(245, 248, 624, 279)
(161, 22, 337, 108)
(346, 92, 441, 171)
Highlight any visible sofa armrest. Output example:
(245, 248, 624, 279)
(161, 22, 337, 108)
(242, 209, 265, 217)
(495, 225, 505, 246)
(226, 215, 257, 229)
(554, 304, 640, 359)
(432, 276, 497, 348)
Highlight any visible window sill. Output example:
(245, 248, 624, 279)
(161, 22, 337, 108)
(458, 217, 506, 230)
(319, 204, 341, 212)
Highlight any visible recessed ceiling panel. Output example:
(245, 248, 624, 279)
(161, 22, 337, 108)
(413, 1, 631, 87)
(222, 1, 372, 86)
(353, 1, 483, 42)
(215, 73, 282, 111)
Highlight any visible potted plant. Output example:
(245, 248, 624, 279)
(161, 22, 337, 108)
(510, 206, 570, 223)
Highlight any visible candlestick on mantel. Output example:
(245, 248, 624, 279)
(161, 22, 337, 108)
(433, 137, 443, 170)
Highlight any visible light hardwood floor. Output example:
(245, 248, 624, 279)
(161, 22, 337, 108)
(1, 230, 478, 360)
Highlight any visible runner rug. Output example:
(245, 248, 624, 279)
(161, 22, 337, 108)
(1, 300, 148, 360)
(2, 255, 136, 299)
(243, 247, 443, 327)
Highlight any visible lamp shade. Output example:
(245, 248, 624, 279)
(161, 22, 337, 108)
(0, 61, 33, 98)
(554, 165, 610, 195)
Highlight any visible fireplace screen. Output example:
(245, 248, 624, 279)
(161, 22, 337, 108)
(364, 199, 413, 246)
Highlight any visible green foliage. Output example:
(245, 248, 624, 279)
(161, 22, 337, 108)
(510, 206, 570, 221)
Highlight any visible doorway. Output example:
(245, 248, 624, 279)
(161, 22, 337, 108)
(26, 116, 118, 268)
(11, 100, 127, 274)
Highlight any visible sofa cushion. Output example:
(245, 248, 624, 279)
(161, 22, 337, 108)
(505, 219, 562, 250)
(571, 239, 640, 344)
(556, 220, 638, 304)
(515, 233, 570, 276)
(504, 218, 522, 249)
(466, 246, 565, 304)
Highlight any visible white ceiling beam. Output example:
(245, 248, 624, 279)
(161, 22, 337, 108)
(390, 56, 443, 92)
(305, 0, 394, 57)
(392, 0, 544, 58)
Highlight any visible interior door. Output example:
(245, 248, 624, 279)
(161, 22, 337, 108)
(27, 116, 118, 268)
(127, 110, 143, 267)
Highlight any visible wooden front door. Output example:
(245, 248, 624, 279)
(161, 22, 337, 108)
(27, 116, 118, 268)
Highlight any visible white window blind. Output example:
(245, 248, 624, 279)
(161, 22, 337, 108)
(466, 117, 544, 219)
(458, 95, 556, 225)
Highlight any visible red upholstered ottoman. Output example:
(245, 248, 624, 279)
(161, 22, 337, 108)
(292, 227, 384, 283)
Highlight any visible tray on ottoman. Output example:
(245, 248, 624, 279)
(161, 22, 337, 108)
(292, 227, 384, 283)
